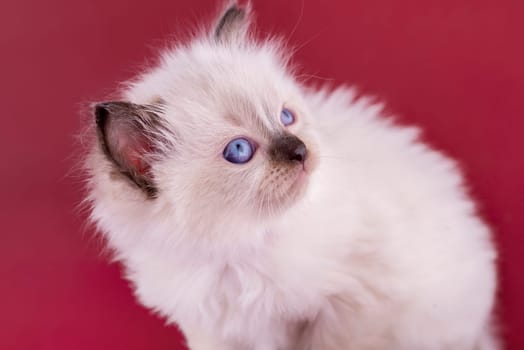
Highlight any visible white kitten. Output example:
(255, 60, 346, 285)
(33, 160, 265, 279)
(85, 2, 499, 349)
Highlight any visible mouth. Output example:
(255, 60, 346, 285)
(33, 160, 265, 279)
(256, 148, 317, 216)
(289, 167, 308, 195)
(256, 166, 310, 217)
(275, 166, 310, 209)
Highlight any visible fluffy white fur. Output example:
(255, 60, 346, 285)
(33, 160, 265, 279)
(85, 3, 499, 350)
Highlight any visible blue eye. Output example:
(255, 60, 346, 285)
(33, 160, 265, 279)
(280, 108, 295, 126)
(223, 138, 255, 164)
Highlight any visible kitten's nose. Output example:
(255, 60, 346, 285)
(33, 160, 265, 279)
(270, 134, 308, 164)
(290, 142, 307, 163)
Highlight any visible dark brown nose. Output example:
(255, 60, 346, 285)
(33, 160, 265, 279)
(270, 134, 308, 164)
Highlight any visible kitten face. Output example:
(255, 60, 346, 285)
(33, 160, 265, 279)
(92, 3, 318, 232)
(153, 46, 319, 224)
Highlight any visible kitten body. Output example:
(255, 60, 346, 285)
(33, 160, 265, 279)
(86, 3, 498, 350)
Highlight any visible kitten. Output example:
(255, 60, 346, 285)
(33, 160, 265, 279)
(85, 2, 499, 350)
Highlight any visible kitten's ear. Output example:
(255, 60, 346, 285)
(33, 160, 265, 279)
(94, 101, 169, 197)
(213, 1, 252, 44)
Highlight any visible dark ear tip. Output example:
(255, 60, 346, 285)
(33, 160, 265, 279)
(227, 2, 243, 12)
(94, 103, 110, 128)
(214, 1, 252, 40)
(227, 0, 252, 17)
(222, 3, 246, 22)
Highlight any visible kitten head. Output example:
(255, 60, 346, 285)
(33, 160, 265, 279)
(88, 2, 319, 238)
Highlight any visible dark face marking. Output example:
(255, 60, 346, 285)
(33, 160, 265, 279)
(269, 134, 308, 165)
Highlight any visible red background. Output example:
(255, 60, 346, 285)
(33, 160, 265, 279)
(1, 0, 522, 349)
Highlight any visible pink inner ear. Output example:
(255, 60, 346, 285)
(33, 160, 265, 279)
(127, 147, 151, 175)
(110, 122, 152, 176)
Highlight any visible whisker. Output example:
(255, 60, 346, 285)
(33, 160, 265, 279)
(289, 29, 325, 56)
(295, 73, 335, 83)
(288, 0, 305, 40)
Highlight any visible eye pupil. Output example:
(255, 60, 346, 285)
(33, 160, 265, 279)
(223, 138, 255, 164)
(280, 108, 295, 126)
